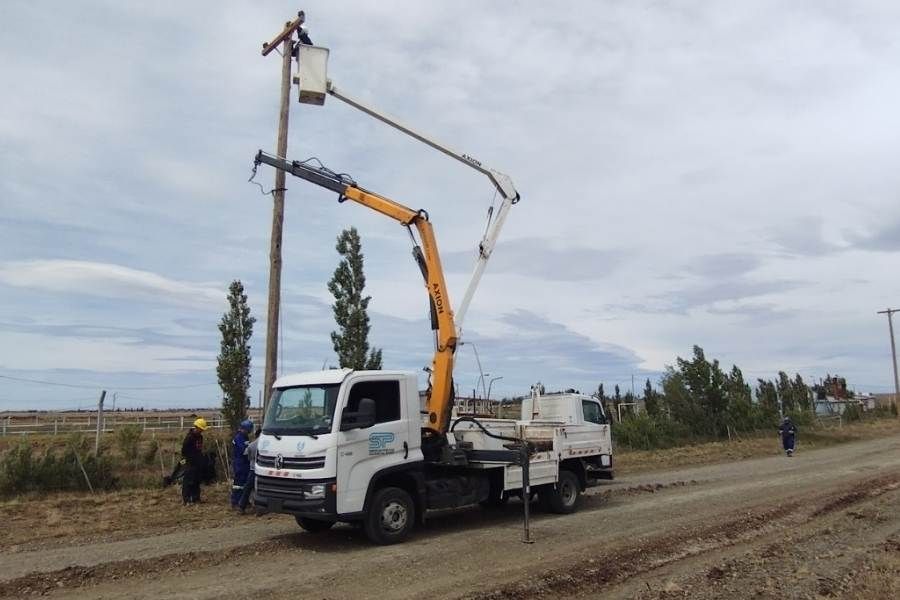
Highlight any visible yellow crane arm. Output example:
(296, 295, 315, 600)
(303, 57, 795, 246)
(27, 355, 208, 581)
(253, 151, 457, 434)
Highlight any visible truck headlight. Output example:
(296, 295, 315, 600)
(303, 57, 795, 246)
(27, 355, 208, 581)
(306, 484, 326, 499)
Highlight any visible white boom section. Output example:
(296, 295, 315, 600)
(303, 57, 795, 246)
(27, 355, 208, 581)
(326, 81, 519, 334)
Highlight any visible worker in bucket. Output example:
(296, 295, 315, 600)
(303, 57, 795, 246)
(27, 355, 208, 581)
(238, 426, 262, 514)
(231, 419, 253, 509)
(778, 416, 797, 457)
(181, 417, 208, 504)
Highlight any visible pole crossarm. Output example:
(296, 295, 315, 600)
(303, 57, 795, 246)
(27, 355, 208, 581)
(262, 11, 306, 57)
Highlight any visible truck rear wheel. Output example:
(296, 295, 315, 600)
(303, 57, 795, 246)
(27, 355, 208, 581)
(364, 486, 415, 545)
(295, 517, 335, 533)
(542, 470, 580, 514)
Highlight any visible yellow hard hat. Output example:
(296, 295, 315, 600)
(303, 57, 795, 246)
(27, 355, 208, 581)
(193, 417, 208, 431)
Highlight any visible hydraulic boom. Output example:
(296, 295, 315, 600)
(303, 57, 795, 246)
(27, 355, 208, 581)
(254, 150, 457, 435)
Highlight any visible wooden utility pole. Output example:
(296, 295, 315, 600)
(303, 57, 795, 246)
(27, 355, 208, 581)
(94, 389, 106, 455)
(260, 12, 306, 417)
(877, 308, 900, 415)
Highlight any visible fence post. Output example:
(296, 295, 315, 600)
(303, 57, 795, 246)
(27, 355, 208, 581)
(54, 419, 58, 435)
(180, 416, 184, 429)
(95, 390, 106, 455)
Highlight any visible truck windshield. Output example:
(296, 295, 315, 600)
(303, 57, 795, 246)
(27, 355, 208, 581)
(264, 384, 340, 436)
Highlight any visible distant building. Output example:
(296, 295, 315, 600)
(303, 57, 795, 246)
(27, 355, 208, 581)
(811, 374, 873, 415)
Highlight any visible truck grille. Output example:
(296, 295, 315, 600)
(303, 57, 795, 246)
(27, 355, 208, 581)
(256, 454, 326, 470)
(255, 475, 309, 499)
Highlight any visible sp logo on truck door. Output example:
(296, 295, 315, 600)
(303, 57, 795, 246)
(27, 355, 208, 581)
(368, 432, 396, 455)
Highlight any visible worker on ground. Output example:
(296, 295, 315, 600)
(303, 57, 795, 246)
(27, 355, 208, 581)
(231, 419, 253, 509)
(181, 417, 208, 504)
(779, 416, 797, 457)
(238, 426, 262, 514)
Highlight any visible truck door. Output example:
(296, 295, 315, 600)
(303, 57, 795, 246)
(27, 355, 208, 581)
(336, 377, 409, 514)
(581, 398, 613, 466)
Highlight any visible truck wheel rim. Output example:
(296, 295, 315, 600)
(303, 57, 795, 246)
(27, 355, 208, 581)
(381, 501, 408, 532)
(561, 481, 576, 505)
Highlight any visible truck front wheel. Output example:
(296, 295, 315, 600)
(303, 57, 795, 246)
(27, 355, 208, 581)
(542, 470, 580, 514)
(365, 486, 415, 545)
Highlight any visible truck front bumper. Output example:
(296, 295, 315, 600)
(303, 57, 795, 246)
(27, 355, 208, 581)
(254, 475, 337, 519)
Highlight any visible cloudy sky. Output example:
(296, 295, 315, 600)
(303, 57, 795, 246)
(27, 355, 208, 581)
(2, 1, 900, 410)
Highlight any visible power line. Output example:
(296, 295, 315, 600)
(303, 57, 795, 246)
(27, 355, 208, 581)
(0, 374, 99, 389)
(0, 373, 217, 391)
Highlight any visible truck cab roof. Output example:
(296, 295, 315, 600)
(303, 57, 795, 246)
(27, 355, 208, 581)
(272, 369, 413, 389)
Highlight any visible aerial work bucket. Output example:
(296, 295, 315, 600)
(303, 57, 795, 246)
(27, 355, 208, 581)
(295, 45, 329, 105)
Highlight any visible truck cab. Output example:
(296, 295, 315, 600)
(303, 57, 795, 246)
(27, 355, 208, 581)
(254, 369, 422, 524)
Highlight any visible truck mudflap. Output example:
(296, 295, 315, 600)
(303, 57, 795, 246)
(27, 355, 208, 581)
(254, 475, 337, 519)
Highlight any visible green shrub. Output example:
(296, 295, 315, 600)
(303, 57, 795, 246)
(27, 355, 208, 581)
(115, 425, 142, 461)
(787, 409, 815, 428)
(842, 403, 862, 423)
(66, 432, 90, 455)
(0, 441, 34, 495)
(0, 439, 118, 497)
(142, 436, 160, 465)
(613, 413, 692, 451)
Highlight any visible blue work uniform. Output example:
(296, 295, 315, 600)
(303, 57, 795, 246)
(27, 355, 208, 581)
(231, 430, 250, 507)
(238, 437, 259, 511)
(779, 419, 796, 454)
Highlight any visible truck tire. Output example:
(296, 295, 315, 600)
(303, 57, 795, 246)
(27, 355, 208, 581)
(364, 486, 415, 545)
(295, 517, 335, 533)
(542, 470, 580, 514)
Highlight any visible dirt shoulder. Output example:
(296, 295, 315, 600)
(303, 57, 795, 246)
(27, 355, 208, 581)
(0, 427, 898, 599)
(617, 417, 900, 473)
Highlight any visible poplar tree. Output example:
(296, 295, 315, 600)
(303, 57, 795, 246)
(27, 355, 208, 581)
(217, 280, 255, 431)
(328, 227, 383, 370)
(643, 378, 660, 417)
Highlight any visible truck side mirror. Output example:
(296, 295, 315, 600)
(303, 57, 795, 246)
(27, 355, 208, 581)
(340, 397, 376, 431)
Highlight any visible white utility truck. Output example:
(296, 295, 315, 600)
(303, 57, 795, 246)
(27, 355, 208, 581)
(254, 369, 612, 544)
(252, 26, 613, 544)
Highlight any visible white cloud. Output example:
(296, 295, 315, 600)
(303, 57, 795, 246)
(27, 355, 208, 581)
(0, 260, 224, 309)
(0, 331, 214, 374)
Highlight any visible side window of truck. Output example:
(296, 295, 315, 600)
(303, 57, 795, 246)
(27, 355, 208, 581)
(347, 380, 402, 424)
(582, 400, 606, 425)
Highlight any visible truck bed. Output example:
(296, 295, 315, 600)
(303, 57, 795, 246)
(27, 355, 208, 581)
(450, 418, 611, 491)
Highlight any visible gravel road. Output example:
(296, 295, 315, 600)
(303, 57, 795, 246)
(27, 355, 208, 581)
(4, 433, 899, 599)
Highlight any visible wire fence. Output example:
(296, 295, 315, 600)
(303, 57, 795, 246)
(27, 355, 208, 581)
(1, 415, 233, 436)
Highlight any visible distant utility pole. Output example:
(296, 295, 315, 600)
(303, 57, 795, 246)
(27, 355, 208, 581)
(260, 11, 307, 417)
(877, 308, 900, 415)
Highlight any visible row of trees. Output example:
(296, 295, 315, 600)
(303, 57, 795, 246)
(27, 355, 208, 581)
(217, 228, 820, 443)
(597, 345, 813, 445)
(216, 227, 381, 431)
